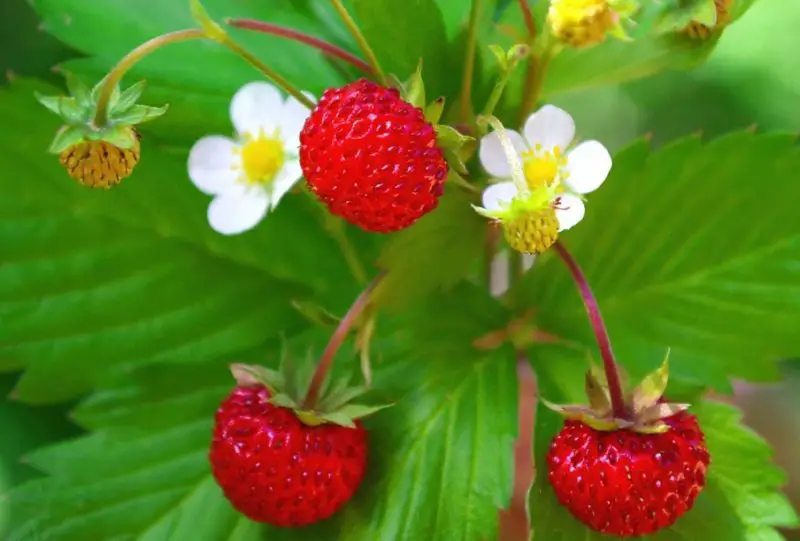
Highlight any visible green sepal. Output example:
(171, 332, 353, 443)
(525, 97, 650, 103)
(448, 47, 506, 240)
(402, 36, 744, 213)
(190, 0, 228, 42)
(447, 169, 479, 193)
(652, 0, 717, 34)
(540, 398, 634, 431)
(585, 369, 611, 415)
(425, 97, 445, 125)
(291, 299, 341, 328)
(35, 93, 85, 125)
(101, 126, 139, 149)
(400, 59, 426, 110)
(230, 363, 285, 393)
(436, 125, 474, 152)
(47, 125, 86, 154)
(637, 402, 690, 425)
(111, 104, 169, 126)
(631, 350, 670, 413)
(110, 80, 147, 114)
(64, 72, 92, 108)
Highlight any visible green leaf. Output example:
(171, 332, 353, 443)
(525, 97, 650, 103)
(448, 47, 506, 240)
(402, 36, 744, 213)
(530, 361, 798, 539)
(0, 80, 366, 403)
(32, 0, 351, 144)
(374, 189, 486, 309)
(653, 0, 719, 34)
(353, 0, 450, 98)
(518, 132, 800, 391)
(8, 287, 518, 541)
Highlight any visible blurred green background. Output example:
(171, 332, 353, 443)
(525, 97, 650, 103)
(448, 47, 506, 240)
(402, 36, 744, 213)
(0, 0, 797, 537)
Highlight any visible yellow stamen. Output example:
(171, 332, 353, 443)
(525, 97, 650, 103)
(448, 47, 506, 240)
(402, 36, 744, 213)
(238, 131, 285, 185)
(521, 145, 567, 191)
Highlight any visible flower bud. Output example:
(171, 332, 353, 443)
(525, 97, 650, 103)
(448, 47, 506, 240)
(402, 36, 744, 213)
(548, 0, 615, 49)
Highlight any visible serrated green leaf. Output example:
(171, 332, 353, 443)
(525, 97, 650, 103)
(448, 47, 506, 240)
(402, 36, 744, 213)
(34, 93, 84, 124)
(32, 0, 351, 144)
(374, 190, 485, 309)
(8, 287, 518, 541)
(519, 132, 800, 391)
(530, 363, 798, 539)
(353, 0, 450, 98)
(0, 80, 369, 403)
(63, 72, 92, 107)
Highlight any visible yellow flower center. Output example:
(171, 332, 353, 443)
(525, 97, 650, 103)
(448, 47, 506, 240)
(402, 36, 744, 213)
(547, 0, 614, 48)
(521, 146, 567, 191)
(238, 131, 285, 185)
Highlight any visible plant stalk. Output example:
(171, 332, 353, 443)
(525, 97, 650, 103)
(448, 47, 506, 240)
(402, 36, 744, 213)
(226, 18, 373, 74)
(460, 0, 483, 124)
(92, 28, 206, 127)
(329, 0, 386, 84)
(302, 272, 386, 410)
(553, 241, 628, 419)
(517, 0, 537, 37)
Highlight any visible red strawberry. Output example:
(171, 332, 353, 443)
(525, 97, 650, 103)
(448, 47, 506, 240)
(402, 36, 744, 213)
(542, 354, 711, 537)
(210, 385, 367, 527)
(299, 79, 448, 233)
(546, 410, 710, 537)
(209, 362, 386, 527)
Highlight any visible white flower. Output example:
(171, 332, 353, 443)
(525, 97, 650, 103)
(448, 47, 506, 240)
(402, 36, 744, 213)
(477, 104, 612, 231)
(187, 82, 314, 235)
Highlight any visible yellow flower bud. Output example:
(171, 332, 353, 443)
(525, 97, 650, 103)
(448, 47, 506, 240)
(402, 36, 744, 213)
(503, 206, 559, 255)
(548, 0, 615, 49)
(59, 130, 141, 189)
(684, 0, 732, 39)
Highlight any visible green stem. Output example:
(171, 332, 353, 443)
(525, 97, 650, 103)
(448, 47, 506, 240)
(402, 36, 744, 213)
(517, 42, 553, 127)
(460, 0, 483, 124)
(330, 0, 386, 84)
(92, 28, 206, 127)
(302, 272, 385, 410)
(482, 69, 512, 120)
(221, 38, 315, 109)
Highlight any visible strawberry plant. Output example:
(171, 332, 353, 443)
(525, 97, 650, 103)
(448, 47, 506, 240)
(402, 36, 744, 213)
(1, 0, 798, 539)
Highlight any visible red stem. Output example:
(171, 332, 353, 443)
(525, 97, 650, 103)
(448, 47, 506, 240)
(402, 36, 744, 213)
(302, 272, 385, 410)
(226, 19, 373, 75)
(553, 241, 628, 419)
(517, 0, 536, 37)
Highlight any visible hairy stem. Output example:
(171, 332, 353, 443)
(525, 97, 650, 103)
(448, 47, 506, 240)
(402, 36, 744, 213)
(221, 38, 315, 109)
(460, 0, 483, 124)
(518, 0, 537, 37)
(226, 19, 372, 74)
(553, 241, 628, 419)
(93, 29, 206, 127)
(330, 0, 386, 84)
(302, 272, 385, 410)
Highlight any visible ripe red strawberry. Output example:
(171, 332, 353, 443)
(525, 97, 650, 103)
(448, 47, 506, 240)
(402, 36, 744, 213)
(209, 362, 386, 527)
(546, 410, 710, 537)
(299, 79, 449, 233)
(542, 354, 711, 537)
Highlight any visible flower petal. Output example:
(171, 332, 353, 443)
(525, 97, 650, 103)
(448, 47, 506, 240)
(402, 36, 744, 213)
(555, 193, 586, 232)
(481, 181, 519, 212)
(187, 135, 240, 195)
(478, 129, 527, 178)
(207, 189, 269, 235)
(279, 92, 315, 154)
(523, 104, 575, 150)
(230, 82, 283, 138)
(269, 159, 303, 208)
(564, 140, 612, 194)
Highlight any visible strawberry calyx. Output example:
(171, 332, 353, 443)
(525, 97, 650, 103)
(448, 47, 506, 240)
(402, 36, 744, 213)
(542, 350, 691, 434)
(35, 73, 167, 154)
(230, 347, 391, 429)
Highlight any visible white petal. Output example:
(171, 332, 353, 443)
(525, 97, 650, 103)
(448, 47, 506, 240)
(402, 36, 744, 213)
(279, 92, 315, 154)
(481, 181, 519, 212)
(522, 254, 537, 271)
(187, 136, 240, 195)
(207, 189, 269, 235)
(555, 194, 586, 232)
(564, 140, 612, 194)
(523, 104, 576, 151)
(268, 159, 302, 208)
(230, 82, 283, 137)
(478, 129, 527, 178)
